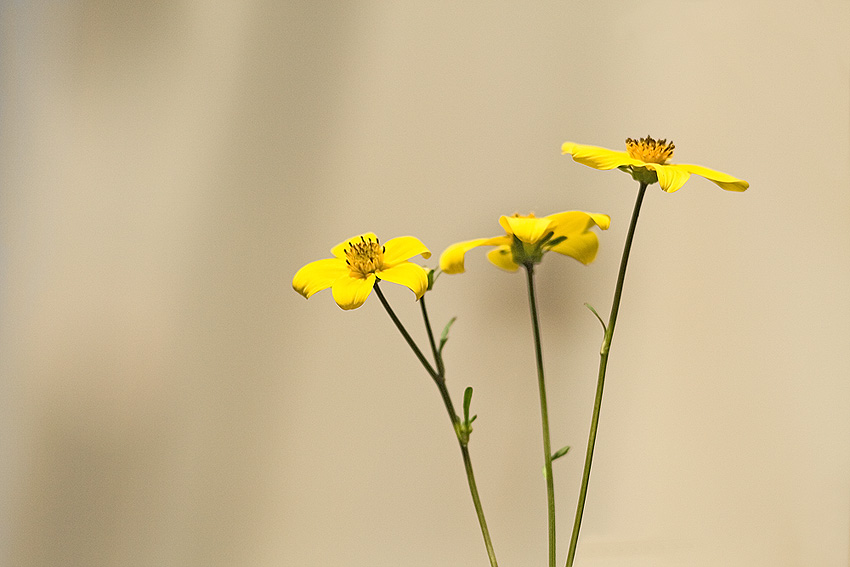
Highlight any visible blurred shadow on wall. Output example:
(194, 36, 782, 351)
(2, 1, 358, 565)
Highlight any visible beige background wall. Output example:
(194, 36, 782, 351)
(2, 2, 849, 566)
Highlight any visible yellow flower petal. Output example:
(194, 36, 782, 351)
(439, 236, 510, 274)
(677, 163, 749, 192)
(331, 273, 376, 310)
(330, 232, 379, 259)
(486, 246, 520, 272)
(561, 142, 641, 170)
(377, 263, 429, 299)
(548, 231, 600, 265)
(293, 258, 349, 299)
(545, 211, 611, 237)
(382, 236, 432, 265)
(589, 212, 611, 231)
(499, 215, 556, 244)
(650, 164, 691, 193)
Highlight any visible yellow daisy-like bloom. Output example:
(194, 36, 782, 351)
(293, 233, 431, 310)
(440, 211, 610, 274)
(562, 136, 749, 193)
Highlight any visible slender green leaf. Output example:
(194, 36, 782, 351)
(584, 302, 606, 331)
(463, 386, 473, 424)
(543, 446, 571, 479)
(438, 316, 458, 354)
(551, 446, 571, 461)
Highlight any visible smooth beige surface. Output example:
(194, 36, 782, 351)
(2, 2, 849, 566)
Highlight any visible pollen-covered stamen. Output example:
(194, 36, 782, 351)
(344, 236, 385, 278)
(626, 135, 675, 164)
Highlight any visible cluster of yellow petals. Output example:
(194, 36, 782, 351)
(439, 210, 610, 274)
(293, 233, 430, 310)
(562, 136, 749, 193)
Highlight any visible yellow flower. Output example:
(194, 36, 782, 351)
(440, 211, 610, 274)
(562, 136, 749, 193)
(293, 233, 431, 310)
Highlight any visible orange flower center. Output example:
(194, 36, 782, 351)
(344, 236, 385, 278)
(626, 136, 675, 164)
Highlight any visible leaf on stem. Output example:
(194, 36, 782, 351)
(584, 302, 607, 331)
(552, 446, 571, 461)
(438, 316, 458, 355)
(542, 446, 571, 479)
(463, 386, 477, 424)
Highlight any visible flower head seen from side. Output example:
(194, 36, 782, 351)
(562, 136, 749, 193)
(293, 233, 431, 310)
(439, 211, 610, 275)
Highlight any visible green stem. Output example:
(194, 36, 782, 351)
(419, 296, 445, 378)
(374, 284, 499, 567)
(434, 376, 499, 567)
(524, 264, 556, 567)
(373, 283, 438, 381)
(565, 181, 649, 567)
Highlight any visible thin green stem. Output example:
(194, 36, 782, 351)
(433, 375, 499, 567)
(458, 441, 497, 567)
(420, 297, 445, 377)
(373, 283, 438, 381)
(565, 181, 649, 567)
(374, 284, 499, 567)
(524, 264, 556, 567)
